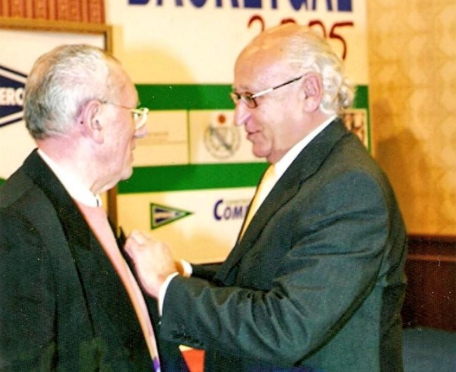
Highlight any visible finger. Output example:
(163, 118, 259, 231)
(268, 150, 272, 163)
(125, 231, 145, 257)
(124, 239, 135, 258)
(129, 230, 152, 245)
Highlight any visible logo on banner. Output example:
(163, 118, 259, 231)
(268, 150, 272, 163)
(204, 113, 241, 160)
(213, 198, 250, 221)
(150, 203, 193, 229)
(0, 65, 27, 128)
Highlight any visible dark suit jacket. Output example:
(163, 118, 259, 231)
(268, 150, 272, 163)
(0, 150, 188, 372)
(159, 119, 407, 372)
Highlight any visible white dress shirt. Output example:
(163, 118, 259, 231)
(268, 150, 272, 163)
(37, 149, 101, 207)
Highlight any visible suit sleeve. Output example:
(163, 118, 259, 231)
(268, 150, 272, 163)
(0, 209, 56, 371)
(159, 170, 404, 365)
(191, 263, 222, 282)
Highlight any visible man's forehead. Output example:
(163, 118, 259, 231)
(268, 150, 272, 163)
(236, 47, 287, 76)
(234, 59, 291, 93)
(239, 35, 285, 62)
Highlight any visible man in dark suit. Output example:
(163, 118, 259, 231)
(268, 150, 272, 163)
(126, 24, 407, 372)
(0, 45, 188, 372)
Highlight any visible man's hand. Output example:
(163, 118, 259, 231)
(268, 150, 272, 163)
(125, 230, 178, 298)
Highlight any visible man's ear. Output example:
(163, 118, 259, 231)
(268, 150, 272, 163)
(78, 100, 104, 144)
(301, 73, 323, 112)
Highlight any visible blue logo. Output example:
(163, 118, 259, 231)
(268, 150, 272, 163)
(0, 65, 27, 128)
(289, 0, 352, 11)
(213, 198, 250, 221)
(338, 0, 352, 11)
(129, 0, 352, 11)
(150, 203, 193, 229)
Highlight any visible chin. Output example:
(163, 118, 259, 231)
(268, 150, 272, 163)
(252, 147, 270, 160)
(120, 167, 133, 181)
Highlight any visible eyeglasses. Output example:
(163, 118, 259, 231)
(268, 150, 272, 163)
(102, 101, 149, 130)
(230, 75, 305, 109)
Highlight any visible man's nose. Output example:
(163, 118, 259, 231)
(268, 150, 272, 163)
(233, 101, 251, 127)
(134, 124, 149, 138)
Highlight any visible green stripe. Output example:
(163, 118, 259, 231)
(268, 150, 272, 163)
(119, 163, 268, 194)
(136, 84, 368, 111)
(351, 85, 371, 149)
(136, 84, 233, 110)
(352, 85, 368, 109)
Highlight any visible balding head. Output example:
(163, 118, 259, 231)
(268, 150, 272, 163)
(236, 24, 354, 115)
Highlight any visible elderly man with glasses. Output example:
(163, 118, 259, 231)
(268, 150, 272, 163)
(0, 44, 188, 372)
(126, 24, 407, 372)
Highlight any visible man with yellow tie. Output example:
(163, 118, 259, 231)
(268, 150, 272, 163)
(0, 45, 188, 372)
(126, 24, 408, 372)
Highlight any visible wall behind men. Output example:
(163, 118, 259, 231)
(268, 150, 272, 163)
(367, 0, 456, 236)
(105, 0, 370, 263)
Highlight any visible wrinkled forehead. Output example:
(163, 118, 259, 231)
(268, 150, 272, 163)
(234, 41, 292, 87)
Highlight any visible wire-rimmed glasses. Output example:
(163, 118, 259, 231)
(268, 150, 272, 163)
(102, 101, 149, 130)
(230, 75, 306, 109)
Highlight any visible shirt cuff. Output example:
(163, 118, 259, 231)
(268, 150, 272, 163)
(180, 259, 193, 277)
(158, 272, 179, 315)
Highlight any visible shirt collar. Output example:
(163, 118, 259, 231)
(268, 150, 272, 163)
(37, 149, 101, 207)
(274, 115, 337, 179)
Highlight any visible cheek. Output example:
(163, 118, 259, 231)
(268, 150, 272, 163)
(119, 126, 135, 149)
(256, 113, 277, 142)
(111, 133, 134, 168)
(122, 138, 134, 161)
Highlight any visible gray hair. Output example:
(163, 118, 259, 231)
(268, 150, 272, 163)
(24, 44, 122, 139)
(256, 24, 355, 115)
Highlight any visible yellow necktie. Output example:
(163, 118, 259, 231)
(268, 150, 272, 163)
(240, 164, 276, 238)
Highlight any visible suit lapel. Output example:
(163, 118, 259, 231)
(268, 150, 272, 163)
(22, 150, 92, 248)
(216, 119, 350, 283)
(22, 150, 147, 351)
